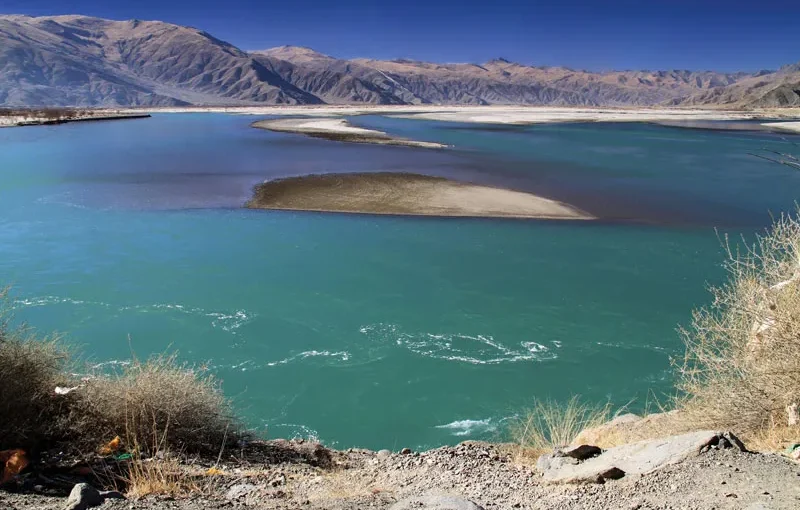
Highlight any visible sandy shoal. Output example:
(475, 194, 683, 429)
(251, 118, 447, 148)
(762, 121, 800, 133)
(247, 172, 592, 220)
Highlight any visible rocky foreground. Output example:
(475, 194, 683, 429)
(2, 432, 798, 510)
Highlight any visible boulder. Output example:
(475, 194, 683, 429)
(64, 483, 103, 510)
(389, 495, 485, 510)
(538, 431, 745, 484)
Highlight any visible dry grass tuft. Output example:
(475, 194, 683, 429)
(123, 455, 209, 499)
(510, 396, 612, 461)
(0, 290, 72, 450)
(70, 354, 239, 457)
(676, 211, 800, 450)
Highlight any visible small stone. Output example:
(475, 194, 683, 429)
(270, 473, 287, 487)
(400, 448, 412, 455)
(377, 449, 392, 459)
(64, 483, 103, 510)
(225, 483, 257, 501)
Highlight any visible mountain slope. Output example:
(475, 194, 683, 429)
(0, 15, 320, 106)
(254, 46, 751, 106)
(0, 15, 794, 108)
(682, 64, 800, 107)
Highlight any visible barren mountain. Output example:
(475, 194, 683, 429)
(0, 14, 795, 107)
(254, 46, 750, 106)
(682, 63, 800, 107)
(0, 15, 319, 106)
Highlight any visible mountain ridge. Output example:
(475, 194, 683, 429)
(1, 15, 797, 108)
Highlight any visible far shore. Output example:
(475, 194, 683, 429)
(114, 104, 800, 125)
(251, 118, 447, 148)
(246, 172, 593, 220)
(0, 110, 151, 128)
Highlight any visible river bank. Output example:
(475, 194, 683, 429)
(2, 435, 798, 510)
(246, 172, 593, 220)
(0, 109, 150, 127)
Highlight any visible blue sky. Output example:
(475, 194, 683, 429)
(3, 0, 799, 71)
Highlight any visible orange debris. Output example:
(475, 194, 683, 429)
(0, 449, 28, 485)
(99, 436, 122, 455)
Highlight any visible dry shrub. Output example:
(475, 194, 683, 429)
(0, 291, 72, 450)
(71, 354, 239, 457)
(676, 211, 800, 449)
(510, 396, 611, 461)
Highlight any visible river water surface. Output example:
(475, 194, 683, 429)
(1, 113, 798, 449)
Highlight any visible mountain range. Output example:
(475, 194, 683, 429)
(1, 14, 798, 108)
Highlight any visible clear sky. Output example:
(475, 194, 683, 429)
(3, 0, 799, 71)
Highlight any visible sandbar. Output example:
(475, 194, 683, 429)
(251, 118, 447, 148)
(246, 172, 593, 220)
(762, 121, 800, 133)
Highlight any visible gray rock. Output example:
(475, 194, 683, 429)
(64, 483, 103, 510)
(377, 449, 392, 459)
(225, 483, 257, 501)
(389, 494, 485, 510)
(400, 448, 412, 455)
(539, 430, 735, 484)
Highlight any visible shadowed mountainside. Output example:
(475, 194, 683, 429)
(1, 15, 797, 107)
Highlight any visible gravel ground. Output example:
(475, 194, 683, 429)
(2, 440, 798, 510)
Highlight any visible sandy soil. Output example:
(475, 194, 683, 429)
(3, 441, 798, 510)
(251, 118, 447, 148)
(246, 173, 592, 220)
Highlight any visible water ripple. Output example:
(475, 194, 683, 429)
(359, 323, 559, 365)
(13, 295, 256, 334)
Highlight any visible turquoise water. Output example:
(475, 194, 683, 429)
(1, 114, 798, 450)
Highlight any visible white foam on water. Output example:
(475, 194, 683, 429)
(266, 350, 351, 367)
(594, 341, 671, 354)
(91, 359, 132, 370)
(266, 422, 320, 443)
(359, 323, 559, 365)
(13, 295, 255, 335)
(435, 418, 497, 437)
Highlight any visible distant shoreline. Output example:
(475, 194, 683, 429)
(246, 172, 593, 220)
(0, 112, 151, 128)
